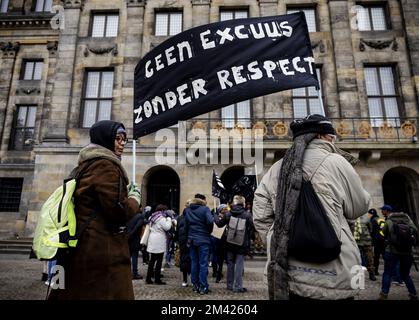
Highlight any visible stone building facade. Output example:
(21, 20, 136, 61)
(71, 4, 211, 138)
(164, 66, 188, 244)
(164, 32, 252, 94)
(0, 0, 418, 238)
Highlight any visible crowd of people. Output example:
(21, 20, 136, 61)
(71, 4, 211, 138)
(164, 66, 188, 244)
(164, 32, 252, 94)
(126, 193, 256, 295)
(41, 118, 417, 301)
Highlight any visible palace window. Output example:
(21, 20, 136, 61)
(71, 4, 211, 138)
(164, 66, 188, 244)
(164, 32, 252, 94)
(356, 4, 388, 31)
(21, 60, 43, 80)
(292, 68, 324, 118)
(82, 70, 114, 128)
(155, 11, 183, 36)
(91, 13, 119, 37)
(35, 0, 52, 12)
(10, 105, 36, 150)
(287, 7, 317, 32)
(364, 66, 400, 126)
(1, 0, 9, 13)
(220, 9, 248, 21)
(0, 178, 24, 212)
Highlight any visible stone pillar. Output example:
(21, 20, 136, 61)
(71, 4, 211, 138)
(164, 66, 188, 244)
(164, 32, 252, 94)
(191, 0, 211, 27)
(400, 0, 419, 111)
(123, 0, 146, 182)
(43, 0, 84, 145)
(0, 42, 20, 156)
(328, 0, 360, 118)
(258, 1, 283, 119)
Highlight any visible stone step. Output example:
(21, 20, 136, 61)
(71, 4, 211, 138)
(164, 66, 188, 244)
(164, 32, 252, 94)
(0, 243, 32, 250)
(0, 239, 33, 246)
(0, 248, 31, 255)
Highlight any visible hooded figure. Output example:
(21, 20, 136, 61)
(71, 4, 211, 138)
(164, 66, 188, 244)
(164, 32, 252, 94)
(49, 120, 141, 300)
(253, 114, 371, 300)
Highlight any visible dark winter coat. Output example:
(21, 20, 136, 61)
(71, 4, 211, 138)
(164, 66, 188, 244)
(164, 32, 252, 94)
(175, 213, 191, 273)
(184, 198, 214, 246)
(127, 213, 146, 255)
(49, 144, 139, 300)
(215, 205, 255, 255)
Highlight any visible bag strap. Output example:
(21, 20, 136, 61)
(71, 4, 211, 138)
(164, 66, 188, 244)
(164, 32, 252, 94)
(306, 154, 332, 182)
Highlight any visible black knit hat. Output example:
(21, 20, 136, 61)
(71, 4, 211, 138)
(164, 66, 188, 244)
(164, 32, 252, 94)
(290, 114, 336, 140)
(89, 120, 126, 152)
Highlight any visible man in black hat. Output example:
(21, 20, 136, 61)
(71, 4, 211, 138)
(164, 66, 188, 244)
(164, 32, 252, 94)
(253, 114, 371, 300)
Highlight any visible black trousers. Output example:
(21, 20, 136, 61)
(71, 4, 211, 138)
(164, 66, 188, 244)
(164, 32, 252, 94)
(146, 252, 164, 282)
(373, 243, 386, 273)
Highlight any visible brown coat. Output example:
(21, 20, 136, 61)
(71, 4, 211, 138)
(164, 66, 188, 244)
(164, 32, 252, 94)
(49, 144, 139, 300)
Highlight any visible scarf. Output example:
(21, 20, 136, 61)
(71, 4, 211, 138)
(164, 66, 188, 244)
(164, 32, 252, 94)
(149, 211, 165, 225)
(269, 135, 358, 300)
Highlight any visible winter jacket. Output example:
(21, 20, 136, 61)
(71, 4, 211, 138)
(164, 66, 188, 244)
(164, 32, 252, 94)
(184, 198, 214, 246)
(383, 212, 418, 255)
(175, 213, 191, 273)
(147, 212, 173, 254)
(49, 144, 139, 300)
(215, 205, 255, 255)
(352, 216, 373, 247)
(127, 213, 146, 254)
(253, 139, 371, 300)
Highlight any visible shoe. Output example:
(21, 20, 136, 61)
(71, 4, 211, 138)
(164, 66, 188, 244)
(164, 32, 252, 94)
(378, 292, 388, 300)
(227, 287, 233, 291)
(233, 288, 248, 293)
(369, 272, 377, 281)
(182, 282, 189, 287)
(408, 294, 418, 300)
(44, 280, 50, 286)
(164, 263, 171, 268)
(215, 278, 220, 283)
(155, 280, 166, 285)
(132, 273, 143, 280)
(142, 262, 148, 266)
(199, 287, 210, 295)
(397, 282, 405, 287)
(41, 273, 48, 282)
(161, 268, 165, 272)
(145, 279, 154, 284)
(192, 284, 199, 293)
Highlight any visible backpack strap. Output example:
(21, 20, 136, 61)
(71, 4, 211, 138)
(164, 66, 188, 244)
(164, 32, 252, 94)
(306, 154, 332, 182)
(66, 158, 103, 244)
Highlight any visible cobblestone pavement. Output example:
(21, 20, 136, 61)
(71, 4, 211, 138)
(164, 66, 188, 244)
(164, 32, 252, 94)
(1, 254, 418, 300)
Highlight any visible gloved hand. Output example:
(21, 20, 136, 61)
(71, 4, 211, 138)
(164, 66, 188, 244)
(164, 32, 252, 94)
(127, 182, 141, 207)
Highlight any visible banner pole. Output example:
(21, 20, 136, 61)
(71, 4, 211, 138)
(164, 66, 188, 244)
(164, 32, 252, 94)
(255, 163, 259, 187)
(132, 139, 136, 184)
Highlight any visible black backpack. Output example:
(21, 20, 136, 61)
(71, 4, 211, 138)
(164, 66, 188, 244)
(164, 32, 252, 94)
(389, 219, 416, 252)
(288, 179, 342, 264)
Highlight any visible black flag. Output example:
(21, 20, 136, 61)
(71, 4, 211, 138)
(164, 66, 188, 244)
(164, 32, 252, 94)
(231, 175, 258, 201)
(134, 12, 318, 138)
(212, 170, 226, 199)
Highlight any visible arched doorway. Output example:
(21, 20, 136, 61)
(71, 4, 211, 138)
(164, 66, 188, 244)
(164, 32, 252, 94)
(144, 166, 180, 212)
(382, 167, 419, 226)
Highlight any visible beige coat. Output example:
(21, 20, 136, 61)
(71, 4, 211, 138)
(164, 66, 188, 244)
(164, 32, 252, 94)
(253, 139, 371, 299)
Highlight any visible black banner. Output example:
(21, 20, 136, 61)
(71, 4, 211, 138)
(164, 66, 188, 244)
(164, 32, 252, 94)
(134, 12, 318, 139)
(212, 170, 226, 199)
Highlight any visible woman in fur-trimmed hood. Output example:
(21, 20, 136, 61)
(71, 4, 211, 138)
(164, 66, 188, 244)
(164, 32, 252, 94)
(49, 120, 141, 300)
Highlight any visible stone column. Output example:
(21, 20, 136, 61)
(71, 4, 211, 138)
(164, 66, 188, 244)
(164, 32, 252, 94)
(400, 0, 419, 112)
(0, 42, 20, 156)
(328, 0, 360, 118)
(123, 0, 146, 182)
(42, 0, 84, 145)
(258, 1, 282, 119)
(191, 0, 211, 27)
